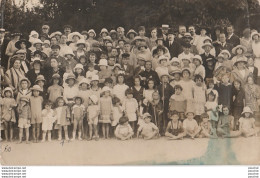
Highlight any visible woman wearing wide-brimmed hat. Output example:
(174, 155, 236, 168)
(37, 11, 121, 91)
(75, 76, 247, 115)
(5, 31, 22, 69)
(26, 57, 46, 85)
(230, 57, 250, 87)
(15, 38, 32, 64)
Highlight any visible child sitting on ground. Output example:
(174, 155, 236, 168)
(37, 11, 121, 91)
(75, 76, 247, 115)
(239, 106, 259, 137)
(182, 110, 201, 139)
(198, 113, 218, 138)
(114, 116, 134, 140)
(165, 110, 185, 140)
(137, 113, 159, 140)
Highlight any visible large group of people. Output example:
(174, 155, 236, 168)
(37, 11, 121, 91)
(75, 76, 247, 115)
(0, 23, 259, 143)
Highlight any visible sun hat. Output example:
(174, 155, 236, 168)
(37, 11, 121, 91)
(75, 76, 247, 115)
(251, 31, 260, 40)
(91, 75, 99, 82)
(35, 75, 46, 83)
(64, 48, 75, 57)
(232, 45, 247, 55)
(113, 63, 122, 70)
(88, 29, 96, 37)
(169, 68, 182, 75)
(76, 39, 86, 46)
(241, 106, 254, 114)
(19, 77, 31, 88)
(180, 54, 192, 62)
(16, 49, 27, 54)
(203, 36, 213, 43)
(89, 95, 98, 104)
(74, 96, 84, 103)
(126, 29, 138, 38)
(65, 73, 76, 84)
(192, 55, 203, 64)
(170, 57, 180, 64)
(202, 42, 213, 49)
(109, 29, 117, 35)
(68, 32, 84, 41)
(98, 59, 108, 66)
(43, 40, 50, 46)
(19, 96, 29, 103)
(2, 87, 14, 97)
(15, 39, 32, 49)
(158, 55, 169, 63)
(143, 113, 152, 119)
(50, 31, 62, 38)
(216, 54, 225, 60)
(220, 50, 231, 58)
(73, 63, 84, 72)
(182, 67, 191, 74)
(233, 56, 248, 66)
(99, 28, 109, 36)
(31, 85, 43, 92)
(102, 86, 111, 93)
(33, 39, 43, 46)
(79, 78, 90, 86)
(241, 106, 253, 115)
(182, 32, 193, 40)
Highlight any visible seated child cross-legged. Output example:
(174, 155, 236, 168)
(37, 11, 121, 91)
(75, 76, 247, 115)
(198, 113, 218, 138)
(217, 105, 241, 138)
(114, 116, 134, 140)
(182, 110, 201, 139)
(165, 110, 185, 140)
(137, 113, 159, 140)
(239, 106, 259, 137)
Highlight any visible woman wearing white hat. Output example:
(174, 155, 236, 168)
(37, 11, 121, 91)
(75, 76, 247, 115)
(68, 32, 84, 52)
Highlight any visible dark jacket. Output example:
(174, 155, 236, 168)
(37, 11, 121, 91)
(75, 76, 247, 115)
(163, 40, 182, 58)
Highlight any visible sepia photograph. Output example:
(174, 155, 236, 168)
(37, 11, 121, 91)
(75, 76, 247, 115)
(0, 0, 260, 166)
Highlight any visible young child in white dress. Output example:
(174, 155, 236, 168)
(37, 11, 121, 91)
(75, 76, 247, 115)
(41, 101, 56, 142)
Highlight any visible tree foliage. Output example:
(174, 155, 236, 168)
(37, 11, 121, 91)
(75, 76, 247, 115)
(3, 0, 260, 35)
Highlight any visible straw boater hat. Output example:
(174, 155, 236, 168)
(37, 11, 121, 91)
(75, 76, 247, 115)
(76, 39, 86, 46)
(202, 42, 213, 49)
(192, 55, 203, 64)
(89, 95, 98, 104)
(126, 29, 138, 38)
(15, 39, 32, 49)
(220, 50, 231, 58)
(241, 106, 253, 115)
(143, 113, 152, 119)
(98, 59, 108, 66)
(65, 73, 76, 84)
(102, 86, 111, 93)
(31, 85, 43, 92)
(79, 78, 90, 86)
(33, 39, 43, 47)
(91, 75, 99, 82)
(99, 28, 109, 36)
(2, 87, 14, 97)
(35, 75, 46, 83)
(68, 32, 84, 41)
(232, 45, 247, 55)
(88, 29, 96, 37)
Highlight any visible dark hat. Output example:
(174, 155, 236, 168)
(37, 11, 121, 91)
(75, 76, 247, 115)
(33, 50, 43, 57)
(122, 53, 130, 58)
(51, 44, 61, 50)
(63, 25, 72, 29)
(15, 39, 32, 49)
(39, 33, 49, 39)
(182, 42, 191, 48)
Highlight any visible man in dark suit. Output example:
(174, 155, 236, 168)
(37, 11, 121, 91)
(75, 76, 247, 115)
(163, 29, 182, 58)
(226, 25, 240, 47)
(213, 32, 233, 56)
(121, 53, 134, 87)
(200, 42, 215, 68)
(0, 29, 10, 70)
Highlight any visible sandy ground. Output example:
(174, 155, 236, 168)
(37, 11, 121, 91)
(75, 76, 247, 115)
(1, 136, 259, 165)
